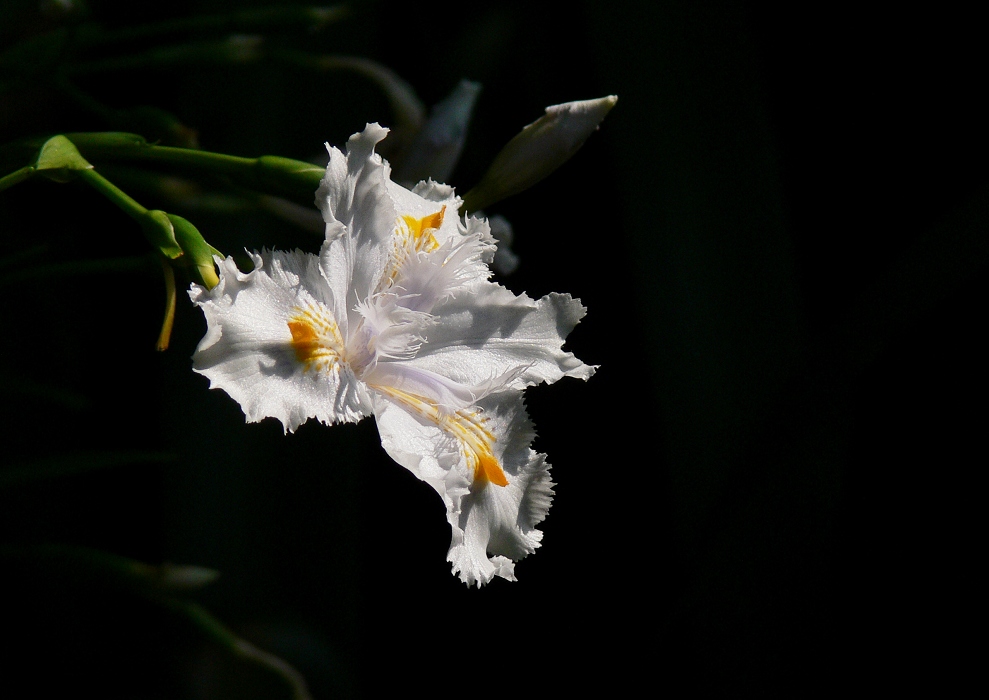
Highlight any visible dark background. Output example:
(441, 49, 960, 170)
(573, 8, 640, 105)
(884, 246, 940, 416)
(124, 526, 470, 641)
(1, 1, 985, 696)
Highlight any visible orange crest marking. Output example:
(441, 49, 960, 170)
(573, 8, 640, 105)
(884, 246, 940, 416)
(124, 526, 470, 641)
(286, 305, 345, 372)
(371, 383, 509, 488)
(400, 206, 446, 253)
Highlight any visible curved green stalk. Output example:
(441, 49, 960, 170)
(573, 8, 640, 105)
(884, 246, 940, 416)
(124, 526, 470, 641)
(56, 133, 324, 206)
(159, 600, 313, 700)
(0, 166, 35, 192)
(73, 6, 347, 48)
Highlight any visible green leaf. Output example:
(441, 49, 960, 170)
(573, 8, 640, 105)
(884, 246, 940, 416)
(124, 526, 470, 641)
(32, 135, 93, 182)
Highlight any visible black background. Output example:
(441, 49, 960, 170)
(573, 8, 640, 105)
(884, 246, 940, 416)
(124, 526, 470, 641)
(1, 1, 985, 696)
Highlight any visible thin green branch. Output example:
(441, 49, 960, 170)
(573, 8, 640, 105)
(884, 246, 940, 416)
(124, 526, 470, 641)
(69, 38, 266, 75)
(160, 599, 313, 700)
(0, 451, 174, 487)
(157, 258, 178, 352)
(0, 255, 152, 287)
(0, 165, 35, 192)
(1, 135, 221, 288)
(73, 6, 347, 47)
(0, 244, 50, 271)
(57, 133, 323, 206)
(0, 544, 217, 592)
(56, 78, 198, 147)
(74, 168, 184, 260)
(76, 167, 148, 218)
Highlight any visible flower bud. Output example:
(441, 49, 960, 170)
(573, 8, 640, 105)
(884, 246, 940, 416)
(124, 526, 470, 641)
(461, 95, 617, 213)
(394, 80, 482, 186)
(488, 215, 520, 275)
(166, 212, 220, 288)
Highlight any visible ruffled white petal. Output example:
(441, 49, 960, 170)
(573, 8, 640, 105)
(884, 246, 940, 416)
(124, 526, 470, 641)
(316, 123, 397, 334)
(406, 283, 596, 390)
(190, 251, 372, 432)
(390, 229, 493, 314)
(372, 381, 551, 586)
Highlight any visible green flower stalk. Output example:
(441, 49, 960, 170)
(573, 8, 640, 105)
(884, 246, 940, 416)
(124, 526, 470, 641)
(0, 134, 226, 346)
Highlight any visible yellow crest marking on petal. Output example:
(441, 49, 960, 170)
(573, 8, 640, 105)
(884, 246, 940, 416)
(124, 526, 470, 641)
(473, 449, 510, 487)
(372, 383, 509, 487)
(401, 206, 445, 253)
(287, 305, 345, 373)
(379, 206, 448, 292)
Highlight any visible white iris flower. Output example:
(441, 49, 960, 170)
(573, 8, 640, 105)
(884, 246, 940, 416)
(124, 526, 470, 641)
(190, 124, 594, 586)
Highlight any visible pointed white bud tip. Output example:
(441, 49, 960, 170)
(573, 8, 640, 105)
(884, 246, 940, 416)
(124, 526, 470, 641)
(535, 95, 619, 153)
(462, 95, 617, 213)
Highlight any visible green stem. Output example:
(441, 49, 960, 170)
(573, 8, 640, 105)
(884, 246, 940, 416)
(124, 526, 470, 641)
(0, 243, 50, 271)
(3, 133, 324, 205)
(271, 51, 425, 134)
(0, 255, 152, 287)
(159, 599, 313, 700)
(0, 166, 35, 192)
(74, 168, 183, 259)
(64, 133, 323, 205)
(0, 451, 174, 487)
(117, 144, 255, 174)
(74, 6, 347, 48)
(69, 39, 264, 75)
(157, 258, 178, 352)
(56, 79, 197, 147)
(76, 167, 148, 219)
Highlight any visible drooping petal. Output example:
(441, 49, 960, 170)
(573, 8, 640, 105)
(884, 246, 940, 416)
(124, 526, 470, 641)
(449, 391, 553, 586)
(406, 283, 596, 390)
(370, 388, 473, 536)
(371, 375, 551, 586)
(449, 450, 554, 586)
(190, 251, 372, 432)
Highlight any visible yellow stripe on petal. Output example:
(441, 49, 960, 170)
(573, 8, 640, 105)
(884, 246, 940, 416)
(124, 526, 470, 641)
(444, 407, 508, 487)
(473, 448, 510, 487)
(372, 383, 509, 487)
(287, 305, 345, 373)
